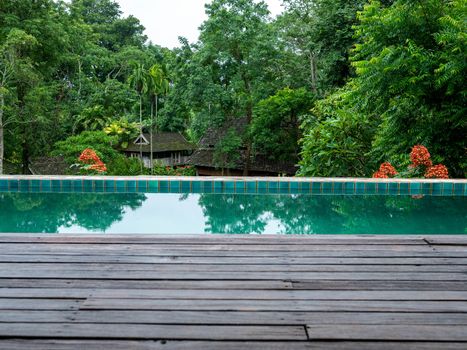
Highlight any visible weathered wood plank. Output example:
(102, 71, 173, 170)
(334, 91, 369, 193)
(1, 255, 467, 265)
(0, 299, 82, 310)
(306, 325, 467, 341)
(1, 263, 465, 273)
(0, 234, 428, 244)
(291, 280, 467, 291)
(81, 298, 467, 312)
(0, 243, 438, 252)
(3, 288, 467, 300)
(0, 279, 293, 290)
(1, 310, 467, 326)
(4, 249, 466, 258)
(0, 323, 307, 340)
(2, 270, 466, 280)
(0, 340, 466, 350)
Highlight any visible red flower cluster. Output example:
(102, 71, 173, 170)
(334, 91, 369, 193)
(78, 148, 107, 173)
(79, 148, 101, 165)
(410, 145, 432, 167)
(425, 164, 449, 179)
(372, 162, 398, 179)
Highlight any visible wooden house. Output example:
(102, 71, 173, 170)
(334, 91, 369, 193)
(123, 132, 195, 168)
(189, 117, 298, 176)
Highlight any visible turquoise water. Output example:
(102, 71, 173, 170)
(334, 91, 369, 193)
(0, 192, 465, 234)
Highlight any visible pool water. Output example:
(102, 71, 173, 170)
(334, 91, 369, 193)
(0, 192, 465, 234)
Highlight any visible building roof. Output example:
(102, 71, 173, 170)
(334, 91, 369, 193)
(189, 117, 298, 175)
(124, 132, 195, 153)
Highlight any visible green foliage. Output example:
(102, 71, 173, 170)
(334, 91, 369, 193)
(104, 119, 139, 149)
(300, 0, 466, 178)
(250, 87, 314, 162)
(299, 88, 376, 177)
(52, 131, 120, 165)
(151, 165, 196, 176)
(213, 128, 243, 171)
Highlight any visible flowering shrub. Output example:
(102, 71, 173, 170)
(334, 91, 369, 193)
(373, 145, 449, 179)
(425, 164, 449, 179)
(373, 162, 398, 178)
(78, 148, 107, 174)
(410, 145, 433, 167)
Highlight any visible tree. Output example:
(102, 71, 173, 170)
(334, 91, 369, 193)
(300, 0, 467, 178)
(127, 62, 149, 172)
(250, 87, 314, 163)
(147, 63, 169, 169)
(0, 29, 38, 174)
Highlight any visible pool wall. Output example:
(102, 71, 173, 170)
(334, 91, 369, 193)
(0, 176, 466, 196)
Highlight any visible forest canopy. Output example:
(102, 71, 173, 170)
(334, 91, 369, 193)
(0, 0, 465, 177)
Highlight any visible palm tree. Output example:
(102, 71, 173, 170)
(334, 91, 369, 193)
(147, 64, 169, 171)
(127, 63, 149, 173)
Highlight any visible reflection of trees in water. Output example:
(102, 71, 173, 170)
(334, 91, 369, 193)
(0, 193, 147, 233)
(197, 194, 467, 234)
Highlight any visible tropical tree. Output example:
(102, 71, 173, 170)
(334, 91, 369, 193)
(147, 63, 169, 170)
(127, 62, 148, 172)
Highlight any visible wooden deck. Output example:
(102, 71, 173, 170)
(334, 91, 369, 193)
(0, 234, 466, 349)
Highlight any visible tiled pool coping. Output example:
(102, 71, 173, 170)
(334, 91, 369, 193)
(0, 176, 466, 196)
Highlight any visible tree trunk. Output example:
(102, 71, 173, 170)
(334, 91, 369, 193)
(242, 102, 253, 176)
(139, 94, 143, 174)
(309, 53, 318, 94)
(150, 97, 154, 173)
(0, 92, 4, 175)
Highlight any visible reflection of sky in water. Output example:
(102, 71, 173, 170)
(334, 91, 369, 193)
(1, 193, 466, 235)
(59, 194, 206, 234)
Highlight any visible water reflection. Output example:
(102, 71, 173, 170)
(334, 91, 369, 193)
(0, 193, 146, 233)
(196, 194, 467, 234)
(0, 192, 465, 234)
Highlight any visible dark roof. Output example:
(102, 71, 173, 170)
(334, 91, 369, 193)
(198, 116, 248, 147)
(124, 132, 195, 153)
(189, 149, 298, 175)
(30, 156, 73, 175)
(189, 116, 298, 175)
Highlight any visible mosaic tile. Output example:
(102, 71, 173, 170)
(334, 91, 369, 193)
(126, 180, 137, 193)
(322, 182, 333, 194)
(170, 181, 181, 193)
(432, 183, 442, 196)
(364, 182, 377, 195)
(148, 180, 159, 193)
(311, 182, 322, 194)
(442, 182, 454, 196)
(344, 182, 355, 195)
(377, 183, 388, 194)
(399, 183, 409, 195)
(454, 183, 464, 196)
(409, 183, 421, 195)
(388, 183, 399, 195)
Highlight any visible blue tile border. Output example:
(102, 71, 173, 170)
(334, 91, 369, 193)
(0, 177, 465, 197)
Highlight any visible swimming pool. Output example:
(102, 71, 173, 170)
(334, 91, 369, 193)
(0, 176, 466, 235)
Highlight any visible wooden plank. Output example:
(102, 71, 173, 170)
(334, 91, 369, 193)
(3, 288, 467, 301)
(2, 270, 466, 280)
(0, 243, 438, 252)
(0, 323, 307, 340)
(0, 234, 428, 244)
(0, 263, 465, 273)
(292, 280, 467, 291)
(426, 237, 467, 246)
(82, 298, 467, 312)
(0, 299, 82, 310)
(0, 340, 466, 350)
(1, 263, 465, 273)
(1, 310, 467, 326)
(4, 248, 466, 258)
(306, 325, 467, 341)
(0, 279, 293, 290)
(2, 255, 467, 265)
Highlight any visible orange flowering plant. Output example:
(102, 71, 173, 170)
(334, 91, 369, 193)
(373, 145, 449, 179)
(77, 148, 107, 174)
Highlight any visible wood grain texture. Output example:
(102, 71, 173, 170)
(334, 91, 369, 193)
(0, 234, 466, 349)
